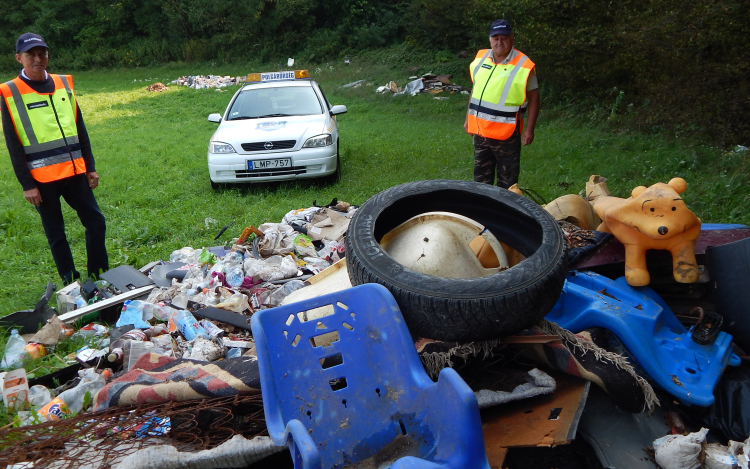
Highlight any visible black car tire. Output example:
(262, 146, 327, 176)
(346, 179, 567, 342)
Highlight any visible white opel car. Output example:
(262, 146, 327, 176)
(207, 70, 347, 188)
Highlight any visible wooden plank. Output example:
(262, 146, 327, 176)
(485, 445, 509, 469)
(58, 285, 155, 324)
(307, 257, 347, 285)
(481, 372, 590, 452)
(139, 260, 161, 274)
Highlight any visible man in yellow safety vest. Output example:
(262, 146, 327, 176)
(464, 19, 540, 189)
(1, 33, 108, 284)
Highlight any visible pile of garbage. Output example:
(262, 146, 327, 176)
(171, 75, 245, 89)
(145, 82, 168, 92)
(376, 73, 470, 96)
(0, 200, 355, 426)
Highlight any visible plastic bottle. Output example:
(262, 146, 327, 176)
(175, 310, 209, 341)
(1, 330, 28, 369)
(57, 372, 107, 414)
(28, 385, 52, 408)
(145, 324, 169, 338)
(123, 340, 155, 371)
(226, 347, 243, 359)
(226, 266, 245, 288)
(107, 348, 124, 364)
(74, 295, 87, 309)
(225, 251, 244, 266)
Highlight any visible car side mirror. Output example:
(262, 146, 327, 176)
(208, 113, 222, 123)
(330, 105, 347, 116)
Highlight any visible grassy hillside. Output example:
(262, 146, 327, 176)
(1, 58, 748, 316)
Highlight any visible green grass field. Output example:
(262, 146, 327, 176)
(1, 58, 749, 317)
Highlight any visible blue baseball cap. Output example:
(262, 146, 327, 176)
(489, 19, 513, 36)
(16, 33, 49, 53)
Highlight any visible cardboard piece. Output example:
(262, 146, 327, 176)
(2, 369, 30, 412)
(281, 258, 351, 306)
(56, 281, 80, 315)
(28, 315, 65, 348)
(481, 372, 590, 467)
(307, 208, 349, 242)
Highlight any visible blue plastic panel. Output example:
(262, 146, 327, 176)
(546, 271, 740, 406)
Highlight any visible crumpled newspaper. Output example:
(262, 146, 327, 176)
(257, 223, 296, 257)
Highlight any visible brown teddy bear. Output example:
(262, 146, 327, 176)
(593, 177, 701, 286)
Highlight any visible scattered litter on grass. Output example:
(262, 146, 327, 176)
(171, 75, 245, 89)
(376, 73, 470, 96)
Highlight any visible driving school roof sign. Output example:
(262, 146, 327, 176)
(246, 70, 311, 83)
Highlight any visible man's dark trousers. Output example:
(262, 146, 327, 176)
(35, 173, 108, 283)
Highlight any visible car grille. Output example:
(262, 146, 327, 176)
(241, 140, 296, 152)
(234, 166, 307, 178)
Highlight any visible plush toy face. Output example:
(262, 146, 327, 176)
(607, 179, 700, 240)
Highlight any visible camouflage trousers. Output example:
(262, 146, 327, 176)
(472, 131, 521, 189)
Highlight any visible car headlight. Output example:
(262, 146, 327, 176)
(209, 141, 236, 153)
(303, 134, 333, 148)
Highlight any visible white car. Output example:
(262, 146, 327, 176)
(207, 70, 347, 187)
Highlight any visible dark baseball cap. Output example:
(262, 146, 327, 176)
(489, 19, 513, 36)
(16, 33, 49, 53)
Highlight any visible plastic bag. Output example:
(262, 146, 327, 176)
(282, 207, 321, 227)
(317, 239, 345, 263)
(303, 256, 331, 275)
(183, 337, 223, 362)
(293, 234, 317, 258)
(116, 300, 155, 328)
(258, 255, 298, 281)
(243, 257, 266, 278)
(215, 293, 251, 313)
(704, 443, 739, 469)
(1, 330, 28, 369)
(681, 364, 750, 442)
(653, 427, 708, 469)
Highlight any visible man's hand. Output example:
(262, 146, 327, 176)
(87, 171, 100, 189)
(24, 188, 42, 206)
(522, 88, 540, 146)
(522, 128, 535, 146)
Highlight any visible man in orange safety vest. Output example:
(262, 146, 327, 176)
(464, 19, 540, 189)
(1, 33, 108, 284)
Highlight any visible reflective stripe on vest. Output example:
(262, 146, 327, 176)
(0, 74, 85, 183)
(467, 49, 534, 140)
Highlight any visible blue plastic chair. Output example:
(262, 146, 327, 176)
(251, 283, 491, 469)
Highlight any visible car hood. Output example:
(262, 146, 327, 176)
(212, 116, 326, 153)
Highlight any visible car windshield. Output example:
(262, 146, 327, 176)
(227, 86, 323, 120)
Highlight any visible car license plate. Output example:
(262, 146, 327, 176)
(248, 158, 292, 170)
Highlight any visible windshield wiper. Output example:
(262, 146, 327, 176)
(229, 116, 257, 121)
(256, 113, 291, 118)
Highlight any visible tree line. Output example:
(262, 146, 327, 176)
(2, 0, 747, 145)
